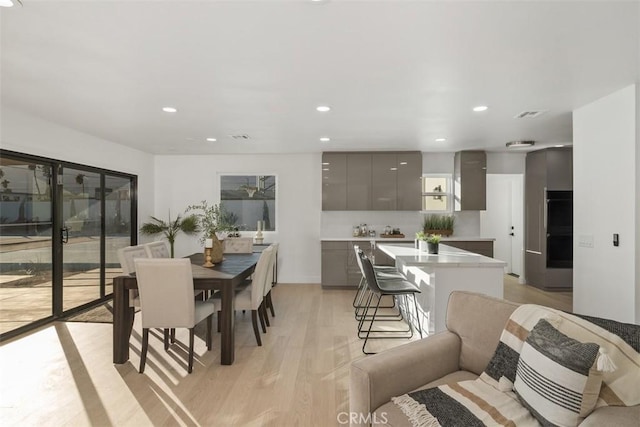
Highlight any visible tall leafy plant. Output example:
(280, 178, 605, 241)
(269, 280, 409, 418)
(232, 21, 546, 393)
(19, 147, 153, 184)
(139, 212, 199, 257)
(186, 200, 234, 244)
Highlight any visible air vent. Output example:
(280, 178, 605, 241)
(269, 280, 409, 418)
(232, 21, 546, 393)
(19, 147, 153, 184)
(229, 134, 250, 140)
(513, 110, 547, 119)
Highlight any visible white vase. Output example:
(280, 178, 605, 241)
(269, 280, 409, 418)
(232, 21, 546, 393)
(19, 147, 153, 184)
(418, 240, 428, 252)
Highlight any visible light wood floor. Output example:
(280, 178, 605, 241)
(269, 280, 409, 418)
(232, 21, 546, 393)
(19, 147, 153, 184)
(0, 280, 571, 427)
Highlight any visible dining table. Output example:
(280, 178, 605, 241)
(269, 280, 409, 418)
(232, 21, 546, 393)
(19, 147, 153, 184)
(112, 252, 261, 366)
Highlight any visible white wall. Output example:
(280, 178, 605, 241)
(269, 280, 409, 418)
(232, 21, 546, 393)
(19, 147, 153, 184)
(153, 154, 321, 283)
(0, 108, 155, 223)
(573, 84, 638, 322)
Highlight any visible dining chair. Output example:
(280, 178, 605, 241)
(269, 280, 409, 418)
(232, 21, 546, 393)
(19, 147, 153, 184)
(223, 237, 254, 253)
(117, 245, 150, 308)
(356, 249, 422, 355)
(263, 243, 278, 320)
(222, 245, 274, 346)
(143, 241, 171, 258)
(134, 258, 219, 374)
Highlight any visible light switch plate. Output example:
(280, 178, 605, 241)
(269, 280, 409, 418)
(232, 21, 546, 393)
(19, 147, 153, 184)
(578, 235, 594, 248)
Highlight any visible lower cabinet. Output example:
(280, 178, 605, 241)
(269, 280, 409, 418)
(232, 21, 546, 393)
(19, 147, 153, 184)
(321, 241, 365, 288)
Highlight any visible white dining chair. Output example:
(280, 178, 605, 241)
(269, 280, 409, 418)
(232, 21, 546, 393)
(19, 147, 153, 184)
(134, 258, 219, 374)
(224, 246, 274, 346)
(222, 237, 254, 253)
(263, 243, 278, 320)
(117, 245, 149, 308)
(143, 241, 171, 258)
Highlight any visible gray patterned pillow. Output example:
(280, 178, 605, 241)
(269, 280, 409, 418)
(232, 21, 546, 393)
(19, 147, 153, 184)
(514, 319, 602, 426)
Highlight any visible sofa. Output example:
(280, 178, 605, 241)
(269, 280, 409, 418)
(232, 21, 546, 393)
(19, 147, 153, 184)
(349, 291, 640, 426)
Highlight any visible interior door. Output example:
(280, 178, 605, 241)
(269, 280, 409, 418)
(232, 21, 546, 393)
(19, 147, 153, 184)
(481, 174, 524, 277)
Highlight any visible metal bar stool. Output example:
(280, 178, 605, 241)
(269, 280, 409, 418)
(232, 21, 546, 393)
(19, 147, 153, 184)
(356, 249, 423, 355)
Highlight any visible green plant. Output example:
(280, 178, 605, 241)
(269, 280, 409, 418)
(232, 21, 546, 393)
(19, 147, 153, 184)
(415, 231, 428, 241)
(139, 212, 199, 257)
(421, 214, 455, 233)
(427, 234, 441, 244)
(186, 200, 234, 243)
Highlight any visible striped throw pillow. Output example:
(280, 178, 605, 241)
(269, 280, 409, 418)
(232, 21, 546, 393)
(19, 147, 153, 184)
(514, 319, 602, 426)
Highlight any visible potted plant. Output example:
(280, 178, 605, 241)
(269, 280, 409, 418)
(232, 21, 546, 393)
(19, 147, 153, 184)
(415, 231, 428, 252)
(186, 201, 233, 263)
(139, 212, 199, 258)
(427, 234, 441, 254)
(422, 214, 455, 236)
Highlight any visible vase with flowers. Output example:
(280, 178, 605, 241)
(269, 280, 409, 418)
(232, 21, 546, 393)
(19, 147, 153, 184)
(186, 201, 233, 263)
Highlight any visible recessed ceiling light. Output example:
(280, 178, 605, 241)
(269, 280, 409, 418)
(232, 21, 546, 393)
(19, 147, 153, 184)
(506, 140, 535, 148)
(390, 167, 398, 171)
(473, 105, 488, 112)
(162, 107, 177, 113)
(206, 137, 217, 142)
(322, 168, 330, 171)
(316, 105, 331, 112)
(435, 138, 446, 142)
(399, 162, 408, 165)
(319, 137, 331, 142)
(0, 0, 22, 7)
(322, 162, 330, 165)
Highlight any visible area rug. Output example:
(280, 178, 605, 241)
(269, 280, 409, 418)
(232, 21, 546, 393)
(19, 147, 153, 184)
(64, 301, 113, 324)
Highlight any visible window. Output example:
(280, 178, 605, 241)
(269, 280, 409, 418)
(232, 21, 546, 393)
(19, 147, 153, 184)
(421, 174, 452, 213)
(220, 175, 276, 231)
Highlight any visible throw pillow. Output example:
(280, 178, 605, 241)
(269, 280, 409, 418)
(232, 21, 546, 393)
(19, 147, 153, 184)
(514, 319, 602, 426)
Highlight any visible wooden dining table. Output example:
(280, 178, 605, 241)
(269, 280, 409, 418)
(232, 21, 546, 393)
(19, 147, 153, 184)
(112, 252, 260, 366)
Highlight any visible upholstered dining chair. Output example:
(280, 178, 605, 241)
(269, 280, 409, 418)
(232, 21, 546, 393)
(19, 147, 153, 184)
(222, 237, 254, 253)
(223, 245, 274, 346)
(134, 258, 219, 374)
(263, 243, 279, 320)
(143, 241, 171, 258)
(117, 245, 149, 308)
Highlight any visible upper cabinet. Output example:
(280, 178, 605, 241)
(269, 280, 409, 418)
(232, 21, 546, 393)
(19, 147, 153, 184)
(322, 151, 422, 211)
(321, 153, 347, 210)
(454, 150, 487, 211)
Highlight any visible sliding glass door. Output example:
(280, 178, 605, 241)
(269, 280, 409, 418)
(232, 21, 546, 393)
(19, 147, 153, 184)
(0, 158, 53, 335)
(0, 150, 136, 340)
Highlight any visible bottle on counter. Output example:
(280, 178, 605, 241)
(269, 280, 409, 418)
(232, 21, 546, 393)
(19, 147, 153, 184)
(353, 226, 360, 237)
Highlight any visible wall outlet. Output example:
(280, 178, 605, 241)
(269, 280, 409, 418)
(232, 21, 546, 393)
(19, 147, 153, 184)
(578, 235, 594, 248)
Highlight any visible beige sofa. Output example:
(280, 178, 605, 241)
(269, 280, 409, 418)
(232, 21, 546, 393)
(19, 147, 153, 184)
(349, 291, 639, 426)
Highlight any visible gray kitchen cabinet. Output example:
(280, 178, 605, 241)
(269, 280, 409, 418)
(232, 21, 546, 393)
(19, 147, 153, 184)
(454, 150, 487, 211)
(322, 151, 422, 211)
(321, 241, 349, 287)
(347, 154, 372, 210)
(322, 153, 347, 210)
(443, 240, 493, 258)
(524, 147, 573, 290)
(396, 152, 423, 210)
(371, 153, 397, 210)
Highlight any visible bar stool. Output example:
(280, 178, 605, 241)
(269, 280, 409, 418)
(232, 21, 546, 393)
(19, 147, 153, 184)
(356, 249, 423, 355)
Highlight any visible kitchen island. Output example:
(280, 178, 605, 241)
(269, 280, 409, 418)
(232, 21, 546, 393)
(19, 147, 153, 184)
(378, 243, 506, 335)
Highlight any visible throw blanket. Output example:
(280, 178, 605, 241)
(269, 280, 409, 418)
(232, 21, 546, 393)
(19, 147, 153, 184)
(393, 304, 640, 426)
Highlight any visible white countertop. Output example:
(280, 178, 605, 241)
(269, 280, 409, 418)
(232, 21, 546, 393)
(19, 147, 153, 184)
(378, 243, 506, 268)
(321, 236, 495, 242)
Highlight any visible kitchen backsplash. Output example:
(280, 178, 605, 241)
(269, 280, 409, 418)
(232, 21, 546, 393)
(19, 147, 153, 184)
(321, 210, 480, 238)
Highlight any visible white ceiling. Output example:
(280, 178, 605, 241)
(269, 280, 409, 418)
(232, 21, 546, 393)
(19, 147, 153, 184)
(1, 1, 638, 155)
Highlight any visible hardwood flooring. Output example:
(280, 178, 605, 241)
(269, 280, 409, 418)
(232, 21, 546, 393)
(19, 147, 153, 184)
(0, 279, 571, 427)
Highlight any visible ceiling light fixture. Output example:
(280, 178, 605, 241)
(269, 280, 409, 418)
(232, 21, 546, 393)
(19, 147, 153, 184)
(316, 105, 331, 112)
(206, 138, 217, 142)
(506, 140, 535, 148)
(473, 105, 488, 112)
(435, 138, 446, 142)
(162, 107, 177, 113)
(319, 137, 330, 142)
(0, 0, 22, 7)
